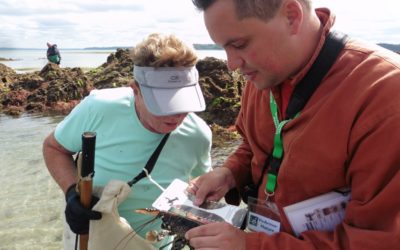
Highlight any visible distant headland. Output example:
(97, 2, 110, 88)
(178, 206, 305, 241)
(378, 43, 400, 52)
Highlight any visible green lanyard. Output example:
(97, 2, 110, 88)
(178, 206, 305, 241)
(263, 32, 347, 197)
(266, 91, 297, 195)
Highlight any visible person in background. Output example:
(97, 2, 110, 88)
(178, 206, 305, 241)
(43, 33, 212, 247)
(185, 0, 400, 249)
(46, 42, 61, 65)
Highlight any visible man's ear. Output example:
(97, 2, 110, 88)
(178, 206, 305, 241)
(282, 0, 303, 35)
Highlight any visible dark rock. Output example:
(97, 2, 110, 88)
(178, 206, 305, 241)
(0, 63, 16, 85)
(196, 57, 245, 127)
(91, 48, 134, 89)
(0, 50, 247, 144)
(0, 57, 12, 61)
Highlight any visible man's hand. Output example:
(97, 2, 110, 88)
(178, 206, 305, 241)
(185, 222, 246, 250)
(187, 167, 236, 206)
(65, 184, 102, 234)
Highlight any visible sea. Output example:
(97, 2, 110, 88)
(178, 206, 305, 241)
(0, 48, 227, 73)
(0, 114, 64, 250)
(0, 49, 227, 249)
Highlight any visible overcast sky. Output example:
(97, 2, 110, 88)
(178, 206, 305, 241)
(0, 0, 399, 49)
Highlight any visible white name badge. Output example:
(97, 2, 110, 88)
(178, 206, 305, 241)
(246, 197, 281, 235)
(247, 211, 281, 235)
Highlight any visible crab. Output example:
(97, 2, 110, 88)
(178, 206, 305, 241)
(135, 205, 225, 250)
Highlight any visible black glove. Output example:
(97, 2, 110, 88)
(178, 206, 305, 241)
(65, 184, 102, 234)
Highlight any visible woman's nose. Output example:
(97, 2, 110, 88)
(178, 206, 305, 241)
(170, 113, 187, 120)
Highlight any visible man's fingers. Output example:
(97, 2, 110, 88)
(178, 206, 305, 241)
(186, 223, 233, 249)
(185, 222, 223, 239)
(187, 181, 199, 195)
(185, 224, 219, 248)
(193, 185, 208, 206)
(188, 177, 209, 206)
(188, 235, 221, 249)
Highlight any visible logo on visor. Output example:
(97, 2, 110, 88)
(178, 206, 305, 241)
(168, 75, 181, 83)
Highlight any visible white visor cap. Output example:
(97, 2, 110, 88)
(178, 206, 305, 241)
(133, 66, 206, 116)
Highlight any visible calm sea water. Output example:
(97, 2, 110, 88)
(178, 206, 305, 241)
(0, 49, 226, 73)
(0, 114, 65, 250)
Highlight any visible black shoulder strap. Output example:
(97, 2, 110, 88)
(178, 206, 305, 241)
(266, 32, 348, 180)
(285, 31, 348, 119)
(127, 133, 170, 187)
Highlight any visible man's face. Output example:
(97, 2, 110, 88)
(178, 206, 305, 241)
(204, 0, 295, 89)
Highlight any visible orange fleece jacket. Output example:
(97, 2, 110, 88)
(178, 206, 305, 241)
(223, 8, 400, 250)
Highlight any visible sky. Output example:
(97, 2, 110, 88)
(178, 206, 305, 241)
(0, 0, 399, 49)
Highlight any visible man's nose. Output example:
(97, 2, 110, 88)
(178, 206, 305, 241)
(226, 51, 244, 71)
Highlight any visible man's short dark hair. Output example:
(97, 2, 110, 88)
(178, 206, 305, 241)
(192, 0, 311, 21)
(192, 0, 215, 10)
(192, 0, 282, 21)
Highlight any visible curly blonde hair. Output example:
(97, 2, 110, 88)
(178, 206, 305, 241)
(130, 33, 198, 68)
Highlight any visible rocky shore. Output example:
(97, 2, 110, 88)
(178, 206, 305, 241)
(0, 49, 246, 148)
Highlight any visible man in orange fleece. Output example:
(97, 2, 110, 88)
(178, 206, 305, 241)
(186, 0, 400, 249)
